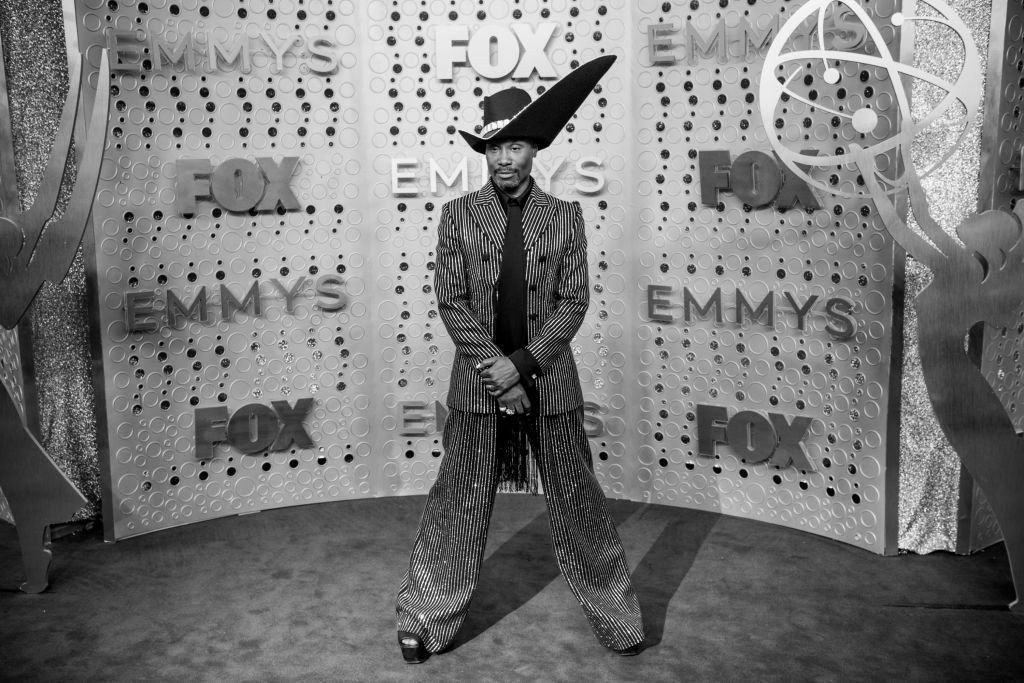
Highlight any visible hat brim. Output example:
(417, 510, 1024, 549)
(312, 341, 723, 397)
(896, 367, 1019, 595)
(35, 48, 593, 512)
(459, 55, 616, 154)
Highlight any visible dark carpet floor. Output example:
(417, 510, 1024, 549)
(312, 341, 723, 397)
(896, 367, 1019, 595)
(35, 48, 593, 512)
(1, 495, 1023, 682)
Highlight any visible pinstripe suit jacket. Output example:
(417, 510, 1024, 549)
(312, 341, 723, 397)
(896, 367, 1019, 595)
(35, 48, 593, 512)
(435, 178, 588, 416)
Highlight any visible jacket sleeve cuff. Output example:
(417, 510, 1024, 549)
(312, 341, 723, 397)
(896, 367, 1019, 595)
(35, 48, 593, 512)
(508, 348, 541, 386)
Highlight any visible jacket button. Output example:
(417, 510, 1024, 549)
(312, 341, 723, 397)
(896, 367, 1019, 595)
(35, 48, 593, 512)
(529, 313, 538, 321)
(482, 253, 490, 261)
(538, 255, 547, 263)
(528, 284, 537, 291)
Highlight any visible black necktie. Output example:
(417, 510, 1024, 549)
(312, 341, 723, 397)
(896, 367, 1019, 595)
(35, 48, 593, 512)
(493, 194, 535, 492)
(495, 195, 527, 355)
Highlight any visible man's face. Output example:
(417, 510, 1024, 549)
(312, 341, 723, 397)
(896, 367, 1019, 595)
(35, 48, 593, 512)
(485, 139, 537, 196)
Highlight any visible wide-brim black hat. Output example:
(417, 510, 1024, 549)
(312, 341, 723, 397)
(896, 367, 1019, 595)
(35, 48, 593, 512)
(459, 55, 616, 154)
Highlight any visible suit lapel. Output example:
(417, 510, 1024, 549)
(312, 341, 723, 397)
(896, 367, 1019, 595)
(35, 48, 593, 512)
(468, 182, 506, 253)
(523, 181, 556, 250)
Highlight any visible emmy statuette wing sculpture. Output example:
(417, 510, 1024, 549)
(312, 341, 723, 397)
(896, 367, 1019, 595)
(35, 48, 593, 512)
(0, 44, 110, 593)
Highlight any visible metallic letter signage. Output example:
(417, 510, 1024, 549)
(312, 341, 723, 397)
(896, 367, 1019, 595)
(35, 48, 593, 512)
(435, 23, 559, 81)
(176, 157, 301, 216)
(195, 399, 315, 460)
(698, 150, 821, 211)
(697, 404, 815, 471)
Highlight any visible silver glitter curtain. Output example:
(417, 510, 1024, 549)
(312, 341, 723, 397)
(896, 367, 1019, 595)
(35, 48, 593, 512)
(897, 0, 992, 553)
(0, 0, 100, 521)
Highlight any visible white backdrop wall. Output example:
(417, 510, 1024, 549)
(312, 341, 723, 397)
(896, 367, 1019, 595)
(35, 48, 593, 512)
(77, 0, 901, 549)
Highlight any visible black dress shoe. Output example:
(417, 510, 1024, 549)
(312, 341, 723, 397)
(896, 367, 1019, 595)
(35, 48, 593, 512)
(614, 640, 646, 657)
(398, 631, 430, 664)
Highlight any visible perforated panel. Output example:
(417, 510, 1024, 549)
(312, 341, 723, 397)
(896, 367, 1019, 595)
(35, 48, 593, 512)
(980, 2, 1024, 432)
(627, 0, 897, 551)
(0, 327, 23, 421)
(80, 0, 899, 550)
(76, 0, 377, 536)
(0, 327, 21, 523)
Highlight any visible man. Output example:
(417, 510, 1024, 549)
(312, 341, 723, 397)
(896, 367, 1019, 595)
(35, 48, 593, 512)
(395, 55, 645, 662)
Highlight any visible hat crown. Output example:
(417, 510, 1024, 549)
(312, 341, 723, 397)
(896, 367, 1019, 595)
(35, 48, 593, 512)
(458, 55, 616, 153)
(481, 88, 532, 130)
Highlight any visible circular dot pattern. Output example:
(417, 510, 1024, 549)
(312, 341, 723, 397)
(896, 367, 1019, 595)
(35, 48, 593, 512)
(0, 327, 21, 523)
(624, 0, 902, 552)
(980, 3, 1024, 437)
(79, 0, 902, 552)
(80, 0, 374, 537)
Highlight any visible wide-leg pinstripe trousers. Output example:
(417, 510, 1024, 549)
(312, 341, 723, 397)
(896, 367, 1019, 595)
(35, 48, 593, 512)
(395, 408, 645, 653)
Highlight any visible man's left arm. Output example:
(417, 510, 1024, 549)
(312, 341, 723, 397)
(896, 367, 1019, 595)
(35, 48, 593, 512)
(479, 201, 589, 395)
(521, 200, 589, 372)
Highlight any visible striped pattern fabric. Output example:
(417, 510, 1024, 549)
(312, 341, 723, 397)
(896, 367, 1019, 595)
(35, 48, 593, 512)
(434, 180, 588, 415)
(396, 409, 645, 653)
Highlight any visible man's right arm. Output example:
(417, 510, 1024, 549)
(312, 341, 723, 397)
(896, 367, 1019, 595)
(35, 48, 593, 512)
(434, 203, 505, 362)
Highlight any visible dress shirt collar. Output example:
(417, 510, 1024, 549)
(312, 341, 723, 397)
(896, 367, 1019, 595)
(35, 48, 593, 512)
(491, 176, 534, 215)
